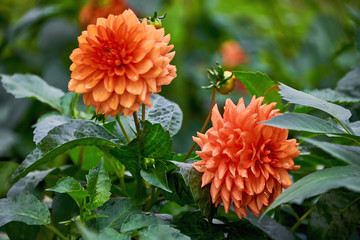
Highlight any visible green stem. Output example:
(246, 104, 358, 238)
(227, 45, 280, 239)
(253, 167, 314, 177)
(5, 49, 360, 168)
(46, 225, 67, 240)
(134, 178, 144, 199)
(142, 104, 146, 121)
(144, 186, 159, 211)
(71, 93, 81, 119)
(334, 118, 352, 135)
(290, 205, 315, 232)
(133, 112, 141, 134)
(115, 114, 130, 143)
(185, 88, 217, 160)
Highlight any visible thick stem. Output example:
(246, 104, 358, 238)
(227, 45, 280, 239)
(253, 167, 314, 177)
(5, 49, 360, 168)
(133, 112, 141, 134)
(71, 93, 81, 119)
(184, 88, 217, 160)
(46, 225, 67, 240)
(142, 104, 146, 122)
(290, 205, 315, 232)
(115, 115, 130, 143)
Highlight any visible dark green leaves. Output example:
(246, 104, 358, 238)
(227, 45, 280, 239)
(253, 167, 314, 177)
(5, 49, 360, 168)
(336, 65, 360, 98)
(140, 161, 171, 192)
(308, 189, 360, 240)
(1, 74, 65, 113)
(0, 193, 50, 227)
(47, 177, 88, 207)
(110, 121, 173, 191)
(279, 83, 352, 131)
(33, 114, 70, 144)
(11, 120, 119, 182)
(138, 225, 190, 240)
(137, 94, 183, 137)
(262, 113, 345, 134)
(171, 161, 211, 217)
(120, 214, 166, 232)
(86, 160, 112, 210)
(264, 166, 360, 215)
(233, 71, 284, 109)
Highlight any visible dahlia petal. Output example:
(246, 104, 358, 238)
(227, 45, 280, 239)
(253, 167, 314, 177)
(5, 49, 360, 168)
(225, 174, 233, 191)
(231, 187, 242, 201)
(107, 93, 119, 110)
(266, 177, 274, 193)
(218, 161, 228, 179)
(234, 175, 244, 190)
(248, 198, 260, 216)
(211, 105, 223, 130)
(125, 66, 139, 81)
(201, 171, 215, 187)
(253, 175, 265, 194)
(234, 206, 247, 219)
(114, 75, 126, 94)
(132, 39, 155, 63)
(276, 168, 292, 187)
(256, 196, 264, 211)
(133, 59, 153, 74)
(126, 79, 143, 95)
(104, 75, 115, 92)
(192, 136, 204, 148)
(210, 183, 221, 202)
(146, 78, 157, 92)
(92, 82, 112, 102)
(120, 92, 136, 108)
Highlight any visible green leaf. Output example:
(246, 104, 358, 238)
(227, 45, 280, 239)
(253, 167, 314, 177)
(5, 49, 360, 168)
(262, 112, 345, 134)
(0, 162, 18, 197)
(7, 168, 56, 197)
(141, 161, 171, 192)
(136, 94, 183, 137)
(33, 114, 70, 144)
(78, 223, 131, 240)
(11, 120, 120, 182)
(121, 214, 166, 232)
(86, 160, 111, 210)
(163, 171, 194, 206)
(138, 225, 190, 240)
(350, 121, 360, 136)
(264, 166, 360, 215)
(305, 138, 360, 167)
(46, 177, 88, 207)
(308, 189, 360, 240)
(279, 83, 352, 126)
(110, 121, 173, 180)
(1, 74, 65, 112)
(304, 88, 360, 104)
(0, 193, 50, 227)
(96, 198, 141, 229)
(233, 71, 284, 109)
(60, 92, 76, 116)
(171, 161, 211, 217)
(356, 25, 360, 54)
(336, 65, 360, 98)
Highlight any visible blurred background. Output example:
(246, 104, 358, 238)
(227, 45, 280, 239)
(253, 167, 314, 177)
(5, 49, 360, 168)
(1, 0, 360, 176)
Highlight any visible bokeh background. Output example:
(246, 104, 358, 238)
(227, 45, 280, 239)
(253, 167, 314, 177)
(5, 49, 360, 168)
(1, 0, 360, 174)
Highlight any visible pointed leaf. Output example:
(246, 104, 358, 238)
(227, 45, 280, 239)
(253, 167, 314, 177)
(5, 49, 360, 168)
(110, 121, 173, 180)
(305, 138, 360, 167)
(233, 71, 284, 109)
(1, 74, 64, 112)
(262, 112, 345, 134)
(7, 168, 56, 197)
(304, 88, 360, 104)
(47, 177, 88, 206)
(78, 223, 131, 240)
(33, 114, 70, 144)
(264, 166, 360, 215)
(279, 83, 353, 132)
(86, 160, 111, 210)
(135, 94, 183, 136)
(11, 120, 120, 182)
(96, 198, 141, 229)
(0, 193, 50, 227)
(140, 161, 171, 192)
(171, 161, 211, 217)
(121, 214, 166, 232)
(138, 225, 190, 240)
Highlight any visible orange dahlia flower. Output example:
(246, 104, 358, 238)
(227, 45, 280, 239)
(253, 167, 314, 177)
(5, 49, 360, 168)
(69, 9, 176, 117)
(193, 97, 300, 218)
(79, 0, 129, 29)
(221, 40, 247, 69)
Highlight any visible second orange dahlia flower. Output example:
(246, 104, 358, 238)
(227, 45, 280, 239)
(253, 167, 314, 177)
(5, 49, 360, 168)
(69, 9, 177, 117)
(193, 97, 300, 218)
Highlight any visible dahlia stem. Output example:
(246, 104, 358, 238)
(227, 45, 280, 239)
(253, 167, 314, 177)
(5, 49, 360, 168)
(46, 225, 67, 240)
(142, 104, 146, 121)
(184, 88, 217, 160)
(115, 115, 130, 143)
(71, 93, 81, 119)
(133, 112, 141, 134)
(290, 205, 315, 232)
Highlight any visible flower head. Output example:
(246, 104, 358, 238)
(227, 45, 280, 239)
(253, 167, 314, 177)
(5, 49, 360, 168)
(221, 40, 247, 69)
(69, 9, 176, 116)
(193, 97, 300, 218)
